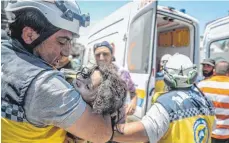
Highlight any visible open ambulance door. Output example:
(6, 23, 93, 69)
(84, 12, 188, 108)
(125, 1, 157, 120)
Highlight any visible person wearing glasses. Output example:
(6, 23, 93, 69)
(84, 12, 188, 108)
(92, 41, 138, 117)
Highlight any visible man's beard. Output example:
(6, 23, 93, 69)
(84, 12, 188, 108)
(97, 61, 109, 67)
(97, 61, 108, 67)
(203, 70, 213, 78)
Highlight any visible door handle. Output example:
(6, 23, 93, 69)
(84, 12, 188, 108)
(149, 88, 155, 96)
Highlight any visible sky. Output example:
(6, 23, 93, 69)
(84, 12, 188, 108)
(77, 0, 229, 40)
(78, 1, 129, 38)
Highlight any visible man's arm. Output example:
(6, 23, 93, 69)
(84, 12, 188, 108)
(66, 105, 112, 143)
(120, 70, 137, 115)
(126, 93, 137, 115)
(113, 103, 170, 143)
(113, 122, 149, 143)
(24, 71, 112, 143)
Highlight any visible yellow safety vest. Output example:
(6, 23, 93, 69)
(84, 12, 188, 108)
(155, 88, 215, 143)
(2, 118, 66, 143)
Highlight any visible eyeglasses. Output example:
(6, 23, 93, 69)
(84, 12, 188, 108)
(76, 67, 92, 79)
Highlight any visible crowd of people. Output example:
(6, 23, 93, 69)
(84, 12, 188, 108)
(1, 1, 229, 143)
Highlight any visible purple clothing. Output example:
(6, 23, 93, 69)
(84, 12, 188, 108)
(114, 63, 136, 98)
(112, 63, 137, 124)
(119, 70, 136, 95)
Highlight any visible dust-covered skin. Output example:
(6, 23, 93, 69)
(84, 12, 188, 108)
(74, 62, 127, 125)
(92, 63, 127, 115)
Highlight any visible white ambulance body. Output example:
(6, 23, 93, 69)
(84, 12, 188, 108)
(83, 1, 200, 120)
(203, 16, 229, 62)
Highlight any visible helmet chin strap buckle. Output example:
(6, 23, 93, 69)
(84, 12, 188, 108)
(61, 9, 74, 21)
(81, 13, 90, 27)
(178, 66, 184, 76)
(55, 1, 74, 21)
(54, 0, 90, 27)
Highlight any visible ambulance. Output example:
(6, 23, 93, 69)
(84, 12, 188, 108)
(83, 0, 200, 120)
(203, 16, 229, 62)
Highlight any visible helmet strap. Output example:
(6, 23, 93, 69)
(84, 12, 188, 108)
(29, 27, 60, 49)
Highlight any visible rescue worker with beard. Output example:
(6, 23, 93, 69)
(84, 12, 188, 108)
(201, 58, 215, 80)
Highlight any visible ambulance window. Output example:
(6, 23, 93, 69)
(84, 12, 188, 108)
(127, 10, 153, 73)
(209, 38, 229, 62)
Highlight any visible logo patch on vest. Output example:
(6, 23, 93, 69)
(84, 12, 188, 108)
(193, 118, 209, 143)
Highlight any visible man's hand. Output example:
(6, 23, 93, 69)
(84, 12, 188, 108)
(113, 122, 149, 143)
(126, 95, 137, 115)
(91, 70, 102, 88)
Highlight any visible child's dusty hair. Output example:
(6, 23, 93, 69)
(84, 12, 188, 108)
(92, 63, 127, 116)
(76, 63, 127, 124)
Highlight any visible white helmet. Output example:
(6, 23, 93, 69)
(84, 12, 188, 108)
(163, 53, 197, 88)
(160, 54, 172, 67)
(4, 0, 90, 38)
